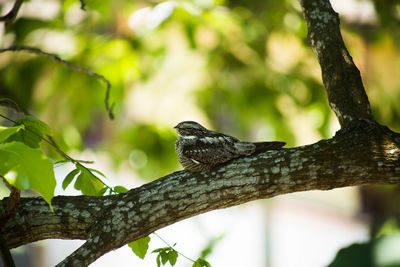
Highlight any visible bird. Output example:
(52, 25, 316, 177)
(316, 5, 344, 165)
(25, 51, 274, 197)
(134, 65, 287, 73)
(174, 121, 286, 171)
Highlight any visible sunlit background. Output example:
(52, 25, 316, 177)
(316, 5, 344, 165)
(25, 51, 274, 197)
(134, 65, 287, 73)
(1, 0, 400, 266)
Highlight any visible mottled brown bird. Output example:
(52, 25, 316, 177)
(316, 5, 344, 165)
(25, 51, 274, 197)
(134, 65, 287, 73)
(174, 121, 286, 171)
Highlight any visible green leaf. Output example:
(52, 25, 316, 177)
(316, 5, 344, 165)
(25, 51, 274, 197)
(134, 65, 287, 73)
(113, 185, 129, 193)
(74, 164, 105, 196)
(98, 186, 108, 196)
(160, 251, 169, 265)
(5, 116, 53, 148)
(18, 116, 52, 137)
(152, 247, 171, 253)
(128, 236, 151, 259)
(6, 126, 41, 148)
(152, 246, 180, 266)
(0, 125, 23, 143)
(54, 159, 70, 165)
(193, 258, 211, 267)
(87, 168, 107, 178)
(156, 254, 161, 267)
(62, 168, 80, 190)
(200, 234, 224, 259)
(328, 242, 373, 267)
(167, 250, 178, 266)
(0, 142, 56, 205)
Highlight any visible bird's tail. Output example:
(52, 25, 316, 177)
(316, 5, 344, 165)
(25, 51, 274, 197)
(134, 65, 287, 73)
(234, 141, 257, 155)
(253, 141, 286, 153)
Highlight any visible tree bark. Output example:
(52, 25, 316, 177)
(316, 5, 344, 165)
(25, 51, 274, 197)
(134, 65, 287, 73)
(2, 0, 400, 266)
(3, 120, 400, 266)
(299, 0, 374, 127)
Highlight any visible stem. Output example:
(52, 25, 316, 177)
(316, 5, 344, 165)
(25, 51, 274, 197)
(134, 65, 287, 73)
(153, 232, 196, 263)
(0, 113, 92, 164)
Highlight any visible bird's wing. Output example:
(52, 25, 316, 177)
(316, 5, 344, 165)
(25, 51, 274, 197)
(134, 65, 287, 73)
(181, 135, 239, 165)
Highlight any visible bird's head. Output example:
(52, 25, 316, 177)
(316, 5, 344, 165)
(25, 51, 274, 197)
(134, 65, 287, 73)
(174, 121, 208, 137)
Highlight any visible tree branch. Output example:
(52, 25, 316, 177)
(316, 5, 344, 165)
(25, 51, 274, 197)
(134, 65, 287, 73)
(0, 0, 24, 25)
(2, 121, 400, 266)
(0, 46, 114, 119)
(299, 0, 374, 128)
(79, 0, 86, 10)
(2, 1, 399, 266)
(0, 232, 15, 267)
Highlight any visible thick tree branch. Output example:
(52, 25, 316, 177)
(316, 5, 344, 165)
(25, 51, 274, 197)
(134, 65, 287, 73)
(299, 0, 374, 127)
(0, 0, 24, 25)
(2, 122, 400, 266)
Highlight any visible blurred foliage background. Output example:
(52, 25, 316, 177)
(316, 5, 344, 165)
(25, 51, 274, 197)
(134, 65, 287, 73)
(1, 0, 400, 265)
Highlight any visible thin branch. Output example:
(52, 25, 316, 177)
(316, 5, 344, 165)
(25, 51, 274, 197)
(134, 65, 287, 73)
(0, 46, 114, 119)
(0, 98, 27, 115)
(46, 135, 93, 164)
(79, 0, 86, 11)
(153, 232, 195, 263)
(0, 113, 93, 164)
(0, 0, 24, 25)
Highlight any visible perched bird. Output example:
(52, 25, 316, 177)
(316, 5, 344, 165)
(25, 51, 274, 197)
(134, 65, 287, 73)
(174, 121, 286, 171)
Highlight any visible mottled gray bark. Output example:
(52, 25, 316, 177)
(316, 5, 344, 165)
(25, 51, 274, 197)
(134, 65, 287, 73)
(2, 0, 400, 266)
(299, 0, 374, 127)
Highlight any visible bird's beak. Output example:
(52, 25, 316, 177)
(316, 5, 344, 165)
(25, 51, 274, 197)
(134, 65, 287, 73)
(173, 125, 181, 136)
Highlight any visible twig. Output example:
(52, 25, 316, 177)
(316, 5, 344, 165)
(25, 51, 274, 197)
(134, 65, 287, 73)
(153, 232, 195, 263)
(0, 98, 27, 114)
(79, 0, 86, 10)
(0, 45, 114, 119)
(0, 0, 24, 25)
(0, 113, 93, 164)
(46, 135, 94, 164)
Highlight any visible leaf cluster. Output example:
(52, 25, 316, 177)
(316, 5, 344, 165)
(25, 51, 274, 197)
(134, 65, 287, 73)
(0, 116, 56, 205)
(153, 247, 179, 267)
(0, 114, 128, 206)
(129, 235, 212, 267)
